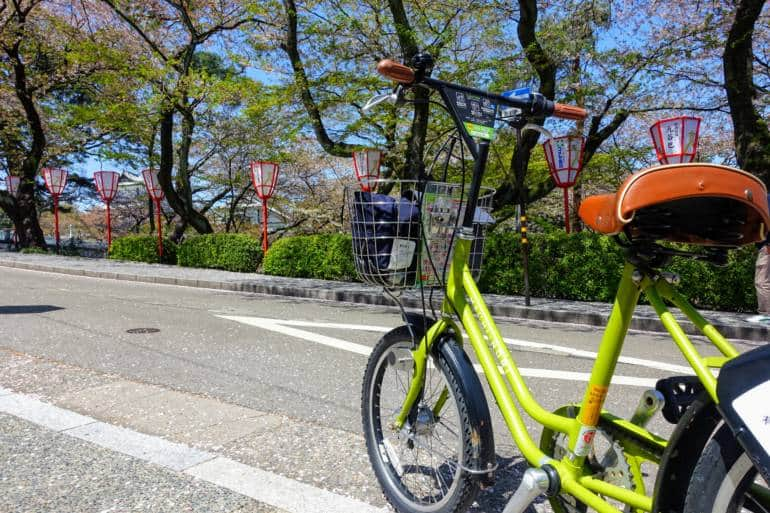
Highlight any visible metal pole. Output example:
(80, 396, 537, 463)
(105, 201, 112, 249)
(262, 201, 269, 253)
(53, 195, 60, 253)
(155, 199, 163, 260)
(514, 126, 530, 307)
(563, 188, 571, 234)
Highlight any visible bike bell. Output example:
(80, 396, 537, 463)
(411, 52, 434, 81)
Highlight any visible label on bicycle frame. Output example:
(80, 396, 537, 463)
(574, 425, 597, 457)
(446, 87, 498, 141)
(732, 379, 770, 455)
(464, 122, 496, 140)
(580, 384, 609, 426)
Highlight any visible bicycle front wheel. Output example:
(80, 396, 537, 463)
(362, 327, 479, 513)
(684, 424, 770, 513)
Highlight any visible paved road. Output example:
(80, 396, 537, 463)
(0, 267, 760, 513)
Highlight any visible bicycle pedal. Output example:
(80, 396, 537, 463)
(502, 466, 559, 513)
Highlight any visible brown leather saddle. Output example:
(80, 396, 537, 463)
(579, 164, 769, 246)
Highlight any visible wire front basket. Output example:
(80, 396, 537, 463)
(345, 179, 494, 290)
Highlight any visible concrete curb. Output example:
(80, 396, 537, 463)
(1, 257, 767, 343)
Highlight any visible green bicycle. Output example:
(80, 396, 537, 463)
(354, 53, 770, 513)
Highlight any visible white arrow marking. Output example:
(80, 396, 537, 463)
(217, 315, 661, 387)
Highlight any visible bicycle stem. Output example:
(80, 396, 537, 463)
(461, 140, 489, 229)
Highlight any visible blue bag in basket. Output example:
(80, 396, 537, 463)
(351, 191, 421, 284)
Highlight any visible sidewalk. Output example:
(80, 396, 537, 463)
(0, 252, 767, 343)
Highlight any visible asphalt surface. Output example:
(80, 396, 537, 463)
(0, 252, 767, 342)
(0, 257, 767, 513)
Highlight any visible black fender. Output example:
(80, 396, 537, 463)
(389, 314, 496, 486)
(652, 391, 720, 513)
(435, 334, 496, 486)
(402, 312, 438, 343)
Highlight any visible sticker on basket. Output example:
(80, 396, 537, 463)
(387, 238, 416, 270)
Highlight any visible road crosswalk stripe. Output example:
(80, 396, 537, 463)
(219, 315, 661, 387)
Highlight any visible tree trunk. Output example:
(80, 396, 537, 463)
(1, 10, 48, 250)
(387, 0, 430, 179)
(157, 109, 214, 239)
(13, 183, 47, 249)
(723, 0, 770, 186)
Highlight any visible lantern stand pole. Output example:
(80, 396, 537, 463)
(261, 200, 269, 254)
(155, 198, 163, 261)
(512, 123, 531, 307)
(105, 201, 112, 248)
(563, 187, 571, 234)
(53, 194, 61, 253)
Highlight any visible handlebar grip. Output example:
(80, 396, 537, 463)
(377, 59, 415, 85)
(552, 103, 588, 121)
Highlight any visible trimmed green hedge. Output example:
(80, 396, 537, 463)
(178, 233, 262, 272)
(109, 235, 177, 264)
(480, 230, 759, 312)
(20, 246, 49, 254)
(263, 233, 356, 281)
(480, 230, 625, 302)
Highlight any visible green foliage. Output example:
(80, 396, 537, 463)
(480, 231, 759, 312)
(480, 230, 625, 302)
(20, 246, 49, 254)
(177, 233, 262, 273)
(109, 235, 176, 264)
(262, 234, 357, 281)
(668, 245, 759, 313)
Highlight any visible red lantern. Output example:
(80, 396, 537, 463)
(5, 175, 20, 195)
(94, 171, 120, 249)
(141, 168, 165, 201)
(543, 136, 585, 233)
(41, 167, 69, 252)
(42, 167, 68, 196)
(250, 161, 280, 253)
(250, 161, 279, 200)
(649, 116, 701, 164)
(352, 149, 382, 192)
(141, 168, 165, 260)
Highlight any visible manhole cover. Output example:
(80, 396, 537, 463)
(126, 328, 160, 334)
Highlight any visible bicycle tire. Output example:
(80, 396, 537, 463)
(362, 326, 479, 513)
(684, 423, 769, 513)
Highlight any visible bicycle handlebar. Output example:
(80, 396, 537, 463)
(552, 103, 588, 121)
(375, 59, 587, 121)
(377, 59, 415, 84)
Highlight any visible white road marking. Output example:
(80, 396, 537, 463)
(0, 389, 385, 513)
(218, 315, 661, 387)
(220, 315, 372, 356)
(502, 337, 693, 374)
(264, 319, 393, 332)
(187, 457, 385, 513)
(0, 393, 95, 431)
(66, 421, 214, 472)
(222, 316, 692, 374)
(472, 364, 657, 388)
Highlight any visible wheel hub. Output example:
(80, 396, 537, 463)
(414, 406, 436, 436)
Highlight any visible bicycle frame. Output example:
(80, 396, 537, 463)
(394, 225, 744, 513)
(372, 67, 756, 512)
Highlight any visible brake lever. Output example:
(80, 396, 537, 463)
(362, 85, 406, 112)
(522, 123, 553, 141)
